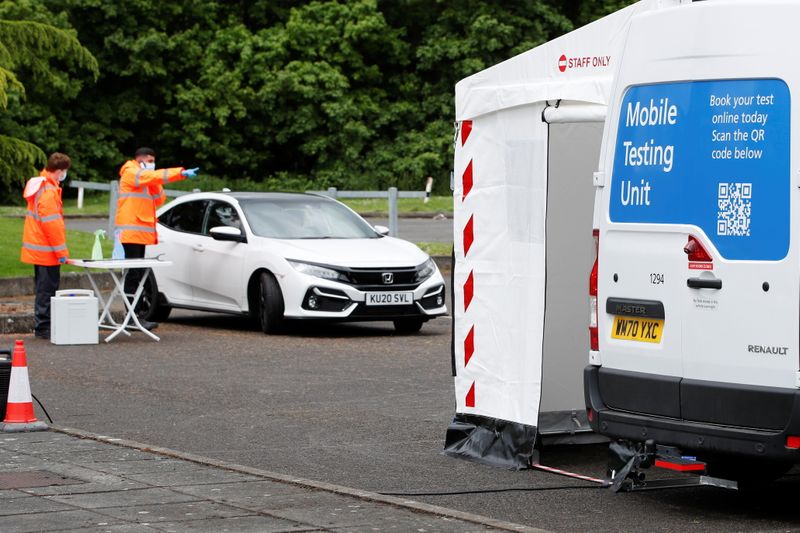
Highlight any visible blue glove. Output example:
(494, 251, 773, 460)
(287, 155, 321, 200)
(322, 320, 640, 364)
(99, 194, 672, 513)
(181, 167, 200, 179)
(58, 257, 67, 264)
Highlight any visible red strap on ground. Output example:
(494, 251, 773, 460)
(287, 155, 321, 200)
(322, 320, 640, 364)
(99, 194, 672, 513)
(531, 463, 608, 485)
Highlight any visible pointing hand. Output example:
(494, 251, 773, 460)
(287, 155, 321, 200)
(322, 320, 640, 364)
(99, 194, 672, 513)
(181, 167, 200, 179)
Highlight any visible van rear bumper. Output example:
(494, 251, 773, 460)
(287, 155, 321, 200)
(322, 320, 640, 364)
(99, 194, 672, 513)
(584, 366, 800, 461)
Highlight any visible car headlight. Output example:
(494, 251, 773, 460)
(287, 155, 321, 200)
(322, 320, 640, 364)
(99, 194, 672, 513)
(413, 258, 437, 282)
(287, 260, 349, 282)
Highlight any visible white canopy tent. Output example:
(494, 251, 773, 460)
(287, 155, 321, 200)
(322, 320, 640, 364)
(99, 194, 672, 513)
(445, 0, 689, 468)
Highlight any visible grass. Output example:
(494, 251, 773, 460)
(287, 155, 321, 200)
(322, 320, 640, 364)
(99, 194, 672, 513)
(0, 192, 454, 217)
(0, 217, 112, 278)
(0, 191, 110, 217)
(0, 215, 451, 279)
(415, 242, 452, 257)
(338, 196, 452, 214)
(0, 189, 452, 278)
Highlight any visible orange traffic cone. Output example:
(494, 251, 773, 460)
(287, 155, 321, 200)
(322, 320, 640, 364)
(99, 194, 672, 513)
(1, 340, 47, 432)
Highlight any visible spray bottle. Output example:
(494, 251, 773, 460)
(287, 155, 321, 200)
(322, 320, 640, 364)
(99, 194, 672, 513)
(91, 229, 106, 260)
(112, 229, 125, 260)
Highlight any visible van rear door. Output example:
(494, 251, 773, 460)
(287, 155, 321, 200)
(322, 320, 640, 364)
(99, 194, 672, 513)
(674, 79, 799, 429)
(602, 77, 797, 427)
(597, 225, 686, 418)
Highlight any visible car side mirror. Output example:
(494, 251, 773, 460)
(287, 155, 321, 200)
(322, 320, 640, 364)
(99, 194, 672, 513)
(373, 225, 390, 236)
(209, 226, 247, 243)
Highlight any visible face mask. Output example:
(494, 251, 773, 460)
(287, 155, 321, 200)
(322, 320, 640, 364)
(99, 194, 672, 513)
(139, 161, 156, 171)
(58, 170, 68, 182)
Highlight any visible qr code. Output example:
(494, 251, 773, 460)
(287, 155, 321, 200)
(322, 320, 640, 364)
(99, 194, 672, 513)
(717, 183, 752, 237)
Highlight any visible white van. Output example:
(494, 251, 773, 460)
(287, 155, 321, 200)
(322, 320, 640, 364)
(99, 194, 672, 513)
(586, 1, 800, 477)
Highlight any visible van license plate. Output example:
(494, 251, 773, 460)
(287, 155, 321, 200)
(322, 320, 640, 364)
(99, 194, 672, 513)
(611, 316, 664, 343)
(366, 292, 413, 306)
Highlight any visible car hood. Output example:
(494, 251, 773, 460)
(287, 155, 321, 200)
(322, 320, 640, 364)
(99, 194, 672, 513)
(261, 236, 431, 268)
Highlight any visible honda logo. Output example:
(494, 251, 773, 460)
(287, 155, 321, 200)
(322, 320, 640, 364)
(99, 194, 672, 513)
(382, 273, 394, 284)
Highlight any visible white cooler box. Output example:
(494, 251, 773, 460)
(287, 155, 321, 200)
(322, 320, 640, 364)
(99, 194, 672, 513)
(51, 289, 98, 345)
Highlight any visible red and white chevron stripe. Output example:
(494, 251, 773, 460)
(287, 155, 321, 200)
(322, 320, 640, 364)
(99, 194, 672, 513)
(460, 120, 476, 410)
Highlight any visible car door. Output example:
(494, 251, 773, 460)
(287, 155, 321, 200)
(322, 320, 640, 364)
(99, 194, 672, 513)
(187, 200, 247, 311)
(154, 200, 208, 305)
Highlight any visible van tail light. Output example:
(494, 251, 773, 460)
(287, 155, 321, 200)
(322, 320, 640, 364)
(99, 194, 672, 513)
(684, 235, 712, 263)
(786, 436, 800, 449)
(589, 229, 599, 351)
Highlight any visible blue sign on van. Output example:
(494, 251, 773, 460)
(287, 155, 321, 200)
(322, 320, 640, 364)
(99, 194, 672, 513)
(609, 79, 790, 260)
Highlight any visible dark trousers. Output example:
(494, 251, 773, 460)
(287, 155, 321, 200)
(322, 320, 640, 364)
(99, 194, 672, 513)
(122, 243, 146, 297)
(34, 265, 60, 335)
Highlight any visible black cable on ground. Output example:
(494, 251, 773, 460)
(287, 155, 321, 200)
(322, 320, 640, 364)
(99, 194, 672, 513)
(379, 484, 606, 497)
(31, 393, 53, 424)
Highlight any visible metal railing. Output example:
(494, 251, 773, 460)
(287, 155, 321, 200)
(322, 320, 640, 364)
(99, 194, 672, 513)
(70, 181, 432, 238)
(71, 180, 189, 206)
(308, 187, 427, 237)
(70, 180, 192, 235)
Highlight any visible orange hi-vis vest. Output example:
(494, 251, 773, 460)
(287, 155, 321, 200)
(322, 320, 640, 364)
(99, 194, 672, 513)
(20, 174, 68, 266)
(115, 160, 185, 245)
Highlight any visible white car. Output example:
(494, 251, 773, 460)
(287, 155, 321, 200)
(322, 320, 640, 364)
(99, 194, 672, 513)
(139, 191, 447, 333)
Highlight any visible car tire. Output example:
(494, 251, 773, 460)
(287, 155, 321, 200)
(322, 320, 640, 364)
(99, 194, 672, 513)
(258, 271, 285, 334)
(136, 270, 172, 322)
(393, 318, 424, 334)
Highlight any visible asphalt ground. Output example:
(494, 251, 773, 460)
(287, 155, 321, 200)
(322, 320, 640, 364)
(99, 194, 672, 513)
(65, 216, 454, 244)
(5, 307, 800, 531)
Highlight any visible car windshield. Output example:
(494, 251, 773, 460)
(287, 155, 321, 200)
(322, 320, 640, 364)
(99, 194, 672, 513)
(239, 197, 379, 239)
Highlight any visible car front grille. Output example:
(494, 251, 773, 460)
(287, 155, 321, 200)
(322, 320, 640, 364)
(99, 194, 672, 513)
(344, 267, 420, 290)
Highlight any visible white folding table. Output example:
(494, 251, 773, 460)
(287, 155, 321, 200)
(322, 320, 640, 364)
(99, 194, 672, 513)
(69, 258, 173, 342)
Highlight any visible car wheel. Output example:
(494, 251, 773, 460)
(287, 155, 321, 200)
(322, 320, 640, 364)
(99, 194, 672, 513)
(136, 270, 172, 322)
(258, 271, 284, 334)
(393, 318, 424, 334)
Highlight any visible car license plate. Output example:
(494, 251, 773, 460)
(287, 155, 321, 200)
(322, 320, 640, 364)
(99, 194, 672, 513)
(366, 292, 413, 306)
(611, 316, 664, 343)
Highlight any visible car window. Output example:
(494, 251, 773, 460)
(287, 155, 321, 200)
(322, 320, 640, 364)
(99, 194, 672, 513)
(160, 200, 208, 234)
(240, 198, 378, 239)
(204, 201, 242, 234)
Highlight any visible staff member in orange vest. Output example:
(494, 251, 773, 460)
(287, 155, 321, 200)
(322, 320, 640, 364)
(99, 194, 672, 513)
(115, 147, 198, 329)
(20, 152, 71, 339)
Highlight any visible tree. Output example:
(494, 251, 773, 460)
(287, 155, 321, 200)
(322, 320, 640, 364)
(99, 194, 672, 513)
(377, 0, 572, 191)
(172, 0, 410, 190)
(173, 0, 573, 192)
(568, 0, 638, 27)
(37, 0, 577, 194)
(36, 0, 290, 185)
(0, 4, 97, 199)
(0, 0, 618, 199)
